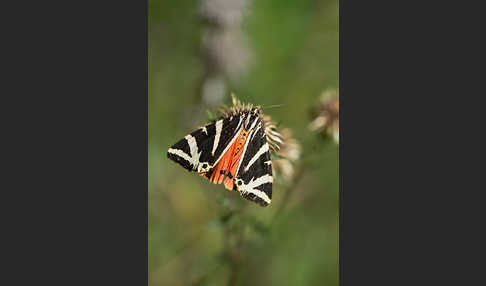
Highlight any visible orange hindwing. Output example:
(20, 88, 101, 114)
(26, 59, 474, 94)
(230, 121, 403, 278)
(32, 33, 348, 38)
(209, 128, 250, 190)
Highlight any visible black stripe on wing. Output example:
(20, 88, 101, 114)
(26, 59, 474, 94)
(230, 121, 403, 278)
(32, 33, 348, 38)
(167, 113, 245, 172)
(197, 116, 242, 165)
(235, 123, 273, 207)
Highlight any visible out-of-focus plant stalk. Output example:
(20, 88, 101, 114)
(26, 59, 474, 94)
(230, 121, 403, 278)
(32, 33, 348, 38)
(198, 0, 251, 107)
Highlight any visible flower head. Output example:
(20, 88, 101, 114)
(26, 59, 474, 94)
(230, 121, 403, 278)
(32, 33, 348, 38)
(309, 89, 339, 144)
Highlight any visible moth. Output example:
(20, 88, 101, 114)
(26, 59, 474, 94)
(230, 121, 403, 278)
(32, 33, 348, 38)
(167, 96, 281, 207)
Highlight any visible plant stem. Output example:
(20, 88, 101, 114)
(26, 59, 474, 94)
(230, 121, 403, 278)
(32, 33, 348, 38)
(221, 199, 246, 286)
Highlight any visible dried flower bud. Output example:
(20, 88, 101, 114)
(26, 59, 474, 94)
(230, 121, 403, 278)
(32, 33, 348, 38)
(271, 128, 301, 181)
(309, 89, 339, 143)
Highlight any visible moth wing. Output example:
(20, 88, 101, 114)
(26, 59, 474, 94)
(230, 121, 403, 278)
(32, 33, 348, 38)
(167, 114, 245, 173)
(234, 124, 273, 207)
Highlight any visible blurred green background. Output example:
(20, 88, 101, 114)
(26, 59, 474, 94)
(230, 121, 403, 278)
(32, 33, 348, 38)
(149, 0, 338, 285)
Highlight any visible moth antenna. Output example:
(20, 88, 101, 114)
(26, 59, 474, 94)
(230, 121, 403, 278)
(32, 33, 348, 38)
(262, 104, 285, 110)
